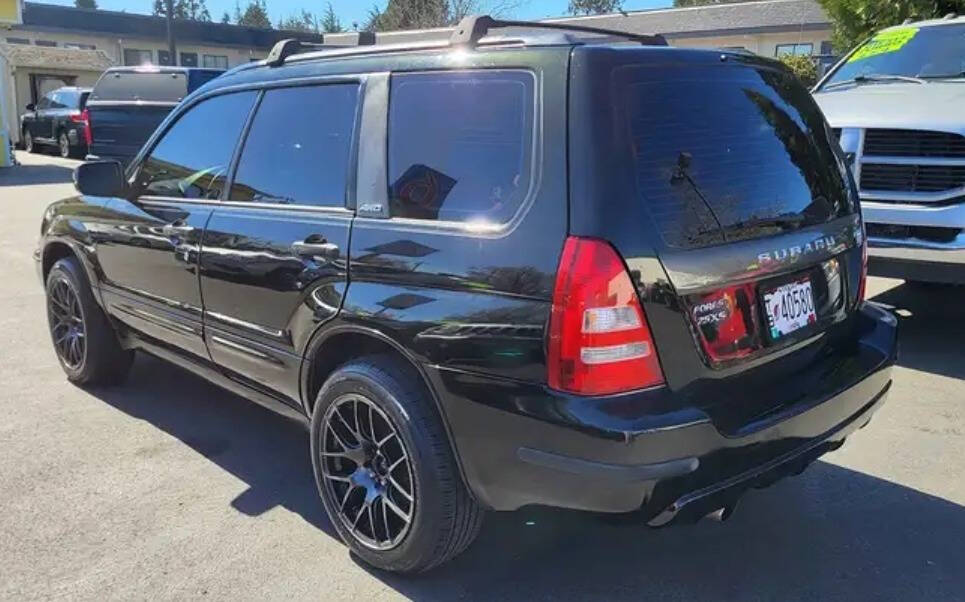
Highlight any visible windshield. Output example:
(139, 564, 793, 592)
(823, 23, 965, 87)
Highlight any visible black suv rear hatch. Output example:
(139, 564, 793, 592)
(568, 47, 865, 429)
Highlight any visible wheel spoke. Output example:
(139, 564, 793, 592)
(387, 455, 407, 473)
(377, 431, 396, 448)
(383, 495, 411, 523)
(325, 423, 354, 454)
(350, 501, 367, 534)
(381, 497, 391, 542)
(368, 404, 378, 443)
(367, 503, 377, 541)
(332, 409, 360, 444)
(388, 475, 413, 502)
(324, 473, 352, 483)
(339, 483, 355, 511)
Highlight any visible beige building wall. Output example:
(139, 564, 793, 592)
(670, 28, 833, 57)
(3, 29, 266, 67)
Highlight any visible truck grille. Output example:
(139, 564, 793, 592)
(864, 129, 965, 158)
(860, 164, 965, 193)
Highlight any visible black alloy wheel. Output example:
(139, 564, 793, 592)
(319, 392, 415, 550)
(47, 275, 86, 370)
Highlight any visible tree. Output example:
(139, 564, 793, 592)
(152, 0, 212, 21)
(778, 53, 818, 87)
(279, 9, 317, 32)
(321, 2, 343, 32)
(568, 0, 622, 14)
(817, 0, 964, 53)
(364, 0, 519, 31)
(74, 0, 98, 9)
(220, 10, 231, 23)
(238, 0, 272, 28)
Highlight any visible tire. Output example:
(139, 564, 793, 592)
(310, 354, 483, 573)
(45, 257, 134, 385)
(58, 131, 72, 159)
(24, 130, 36, 153)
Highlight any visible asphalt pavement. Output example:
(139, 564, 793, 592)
(2, 150, 964, 601)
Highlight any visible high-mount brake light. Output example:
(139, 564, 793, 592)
(547, 237, 664, 395)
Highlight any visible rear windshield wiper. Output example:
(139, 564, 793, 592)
(823, 74, 926, 89)
(723, 215, 807, 234)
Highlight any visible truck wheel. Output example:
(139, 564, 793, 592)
(45, 257, 133, 385)
(310, 354, 483, 573)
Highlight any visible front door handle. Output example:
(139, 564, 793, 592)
(161, 221, 195, 238)
(291, 237, 340, 260)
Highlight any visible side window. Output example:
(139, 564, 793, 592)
(48, 92, 67, 109)
(138, 91, 256, 200)
(229, 84, 359, 207)
(36, 94, 52, 110)
(387, 70, 534, 224)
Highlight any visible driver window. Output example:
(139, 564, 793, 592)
(138, 91, 256, 200)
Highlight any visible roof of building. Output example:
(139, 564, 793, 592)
(16, 2, 324, 49)
(545, 0, 830, 37)
(324, 0, 830, 46)
(0, 42, 114, 71)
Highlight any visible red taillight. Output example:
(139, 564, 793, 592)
(71, 110, 92, 146)
(547, 236, 664, 395)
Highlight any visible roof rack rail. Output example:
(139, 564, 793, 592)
(450, 14, 667, 47)
(266, 33, 376, 67)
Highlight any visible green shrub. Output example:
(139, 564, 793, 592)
(778, 54, 819, 88)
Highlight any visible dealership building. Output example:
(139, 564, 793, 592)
(2, 0, 833, 148)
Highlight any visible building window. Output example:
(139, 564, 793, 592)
(158, 50, 173, 66)
(123, 48, 153, 66)
(5, 37, 30, 45)
(203, 54, 229, 69)
(775, 43, 814, 57)
(34, 40, 57, 47)
(180, 52, 198, 67)
(64, 43, 97, 50)
(819, 41, 833, 55)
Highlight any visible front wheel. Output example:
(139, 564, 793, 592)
(46, 257, 133, 385)
(311, 355, 483, 573)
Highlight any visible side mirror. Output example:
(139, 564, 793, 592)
(25, 103, 35, 112)
(74, 161, 126, 197)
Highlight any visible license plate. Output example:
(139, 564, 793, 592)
(763, 278, 816, 340)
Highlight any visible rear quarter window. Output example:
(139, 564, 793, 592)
(622, 62, 853, 249)
(91, 72, 188, 103)
(387, 70, 535, 226)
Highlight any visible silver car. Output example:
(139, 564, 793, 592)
(813, 15, 965, 285)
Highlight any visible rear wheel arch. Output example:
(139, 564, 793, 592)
(300, 324, 473, 498)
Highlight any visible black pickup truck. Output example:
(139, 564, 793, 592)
(85, 66, 223, 166)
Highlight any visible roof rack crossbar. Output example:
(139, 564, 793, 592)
(450, 14, 667, 47)
(266, 32, 376, 67)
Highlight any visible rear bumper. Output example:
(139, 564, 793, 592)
(428, 303, 898, 516)
(867, 233, 965, 284)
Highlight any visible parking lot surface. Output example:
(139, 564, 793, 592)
(2, 151, 964, 601)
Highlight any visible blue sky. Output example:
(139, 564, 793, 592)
(42, 0, 672, 29)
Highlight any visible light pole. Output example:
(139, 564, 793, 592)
(165, 0, 176, 65)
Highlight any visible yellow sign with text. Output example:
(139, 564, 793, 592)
(1, 0, 23, 25)
(848, 28, 918, 63)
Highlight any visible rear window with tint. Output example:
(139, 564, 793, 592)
(624, 64, 853, 249)
(91, 71, 188, 103)
(387, 70, 534, 225)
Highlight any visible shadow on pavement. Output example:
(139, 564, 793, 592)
(86, 353, 965, 601)
(0, 161, 75, 186)
(870, 282, 965, 381)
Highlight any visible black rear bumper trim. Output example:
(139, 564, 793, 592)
(517, 447, 699, 483)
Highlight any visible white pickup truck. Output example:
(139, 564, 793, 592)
(813, 15, 965, 285)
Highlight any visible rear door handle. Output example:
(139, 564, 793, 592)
(291, 238, 340, 260)
(161, 221, 195, 238)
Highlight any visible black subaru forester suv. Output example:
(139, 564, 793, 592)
(36, 17, 898, 573)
